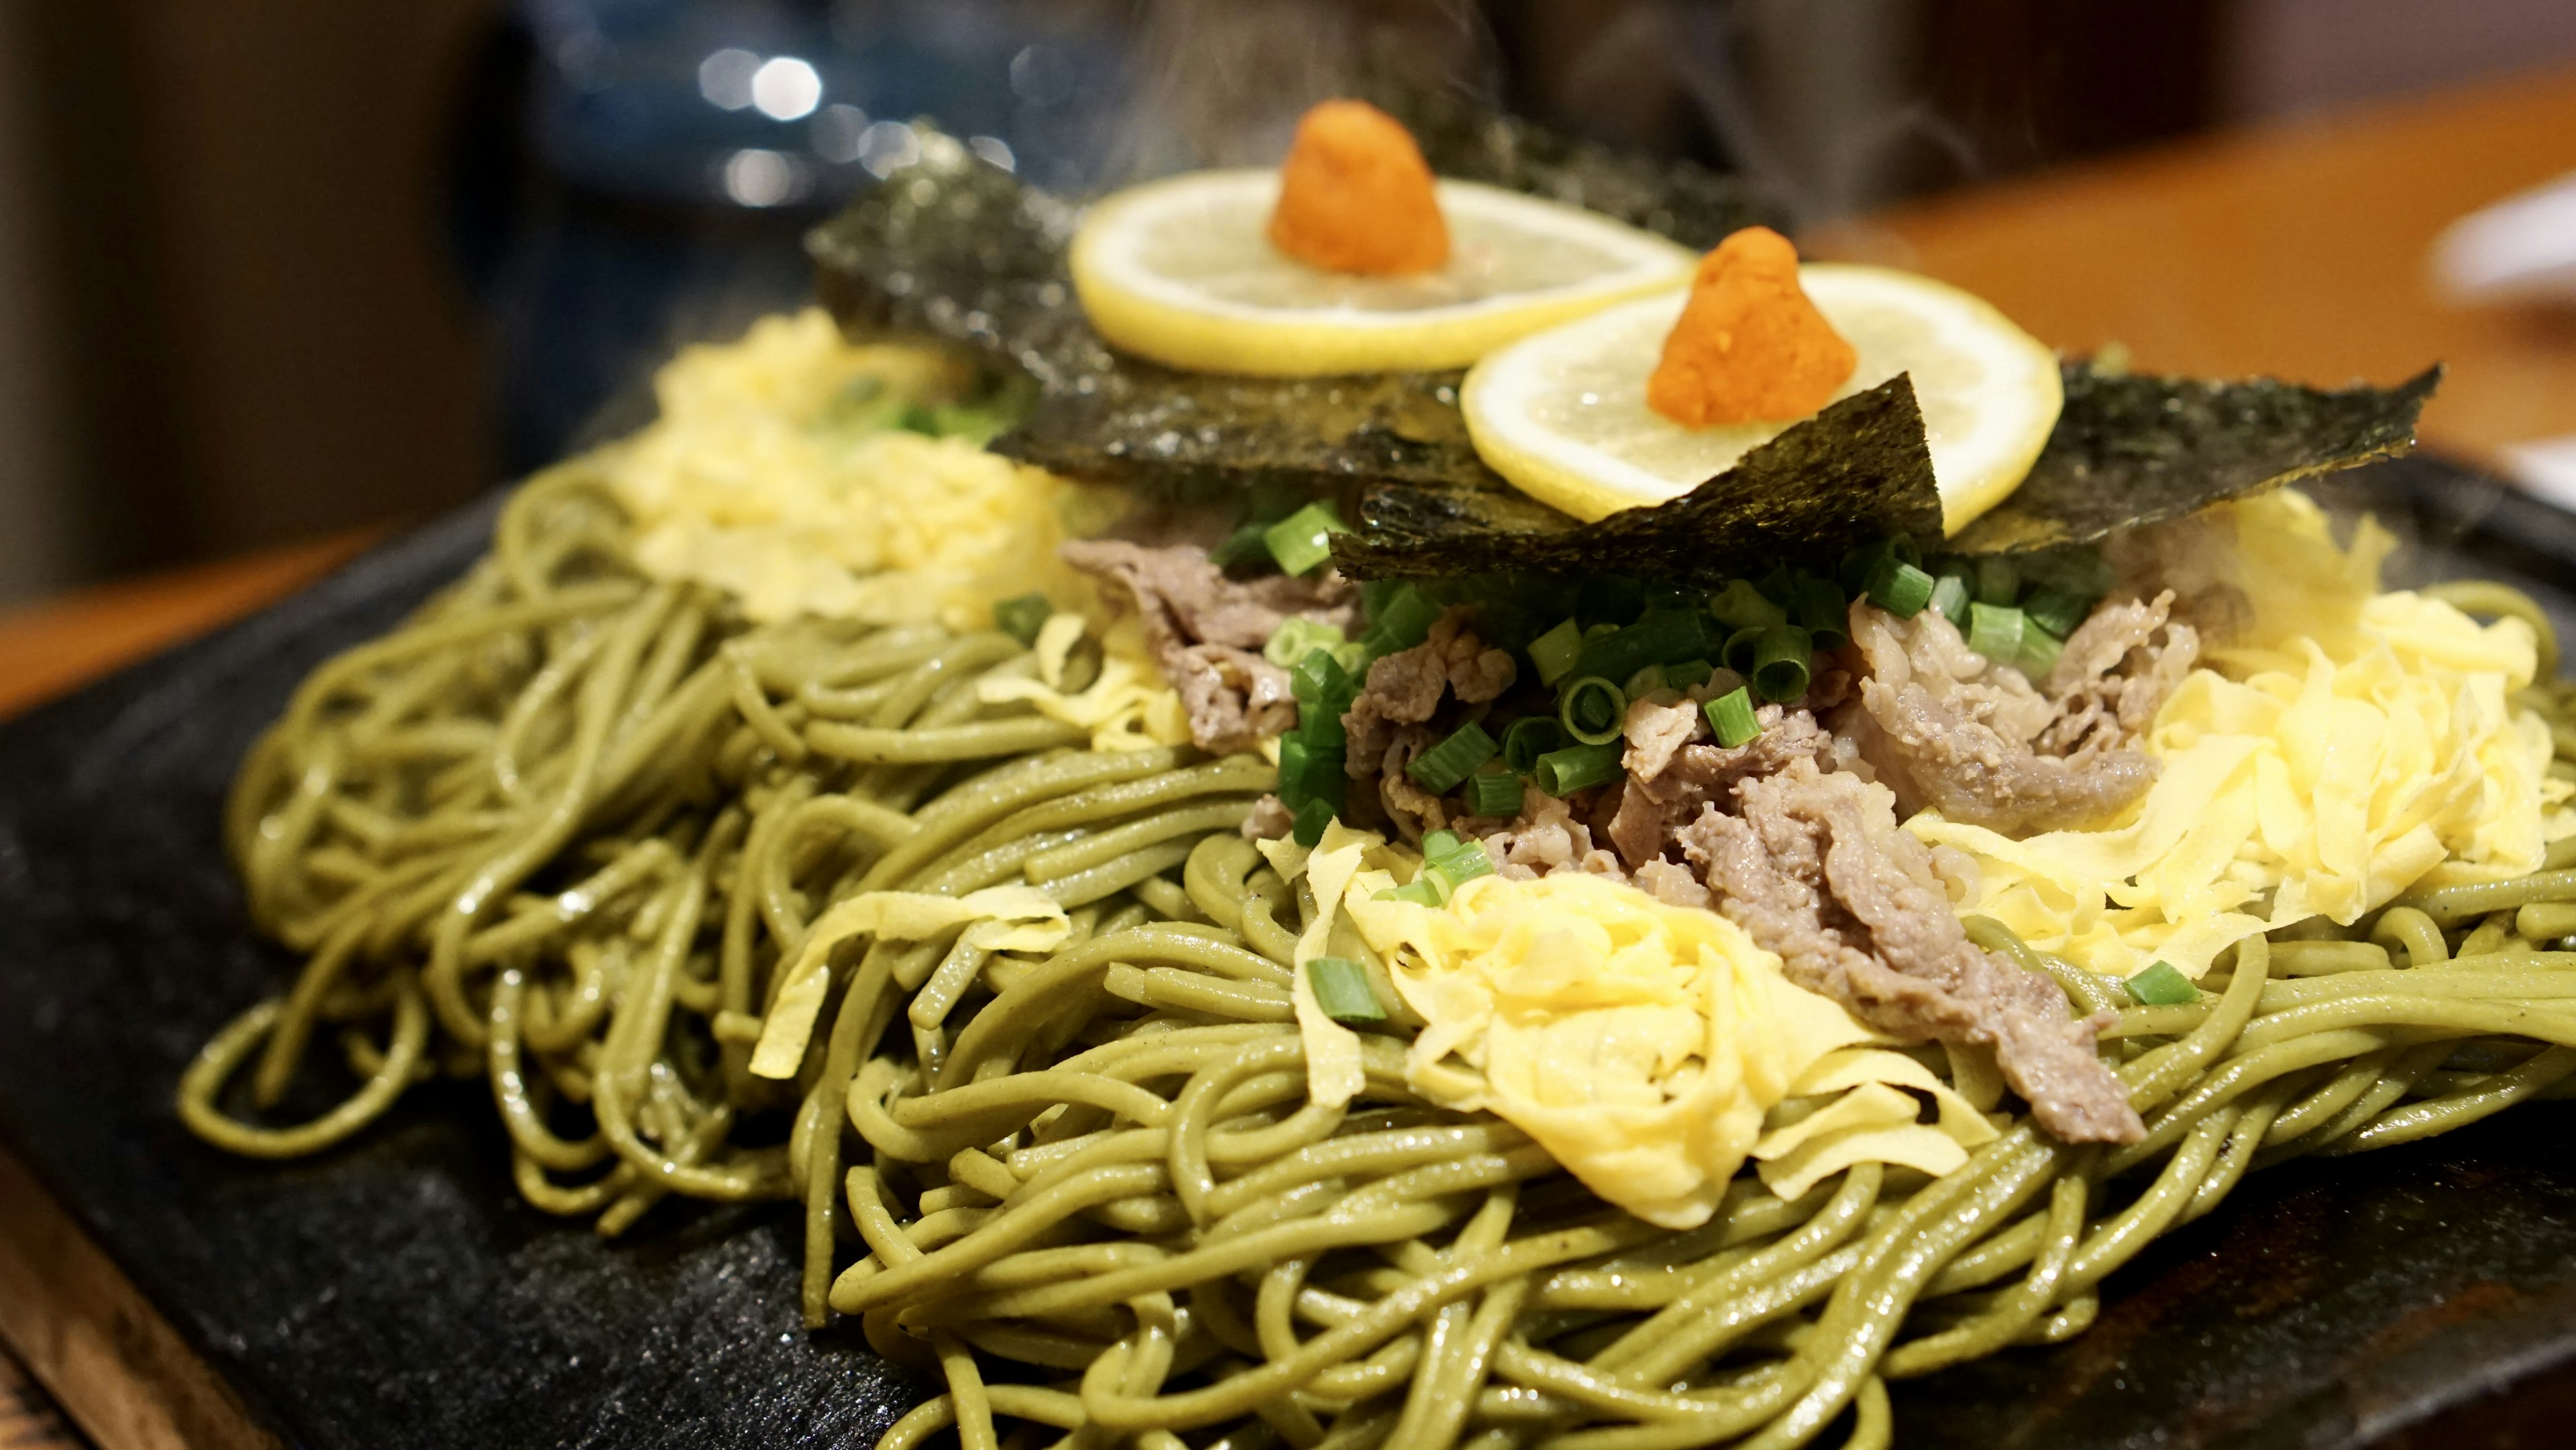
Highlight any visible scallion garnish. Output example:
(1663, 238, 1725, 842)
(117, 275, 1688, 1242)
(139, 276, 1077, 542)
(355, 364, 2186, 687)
(2020, 586, 2093, 640)
(1290, 798, 1335, 848)
(1558, 676, 1627, 745)
(1929, 573, 1972, 627)
(1501, 715, 1564, 775)
(1405, 721, 1499, 795)
(2125, 960, 2198, 1006)
(1264, 617, 1347, 670)
(1465, 769, 1523, 818)
(1533, 741, 1624, 796)
(992, 593, 1053, 647)
(1966, 603, 2027, 662)
(1722, 625, 1768, 676)
(1263, 502, 1348, 576)
(1865, 559, 1937, 619)
(1373, 878, 1444, 907)
(1792, 575, 1851, 650)
(1664, 657, 1714, 691)
(1750, 625, 1813, 703)
(1709, 578, 1788, 633)
(1307, 957, 1387, 1023)
(1527, 617, 1584, 686)
(1705, 686, 1761, 748)
(2018, 625, 2065, 682)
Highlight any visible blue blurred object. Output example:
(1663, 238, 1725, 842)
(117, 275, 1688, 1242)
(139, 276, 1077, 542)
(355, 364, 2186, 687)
(464, 0, 1130, 476)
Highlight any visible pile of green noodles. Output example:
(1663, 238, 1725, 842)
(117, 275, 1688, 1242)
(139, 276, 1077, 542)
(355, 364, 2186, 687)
(191, 463, 2576, 1450)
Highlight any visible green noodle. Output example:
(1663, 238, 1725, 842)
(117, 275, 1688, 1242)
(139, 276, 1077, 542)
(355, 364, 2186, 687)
(189, 468, 2576, 1449)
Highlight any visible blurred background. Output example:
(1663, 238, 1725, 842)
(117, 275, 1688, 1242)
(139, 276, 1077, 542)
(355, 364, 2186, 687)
(0, 0, 2573, 609)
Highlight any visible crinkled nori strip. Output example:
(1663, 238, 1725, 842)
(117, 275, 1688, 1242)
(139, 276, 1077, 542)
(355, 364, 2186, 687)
(1331, 376, 1943, 585)
(805, 117, 1774, 503)
(1951, 362, 2440, 554)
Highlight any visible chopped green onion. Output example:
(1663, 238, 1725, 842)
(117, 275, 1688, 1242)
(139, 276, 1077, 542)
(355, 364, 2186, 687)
(1864, 560, 1937, 619)
(1836, 537, 1918, 594)
(2018, 626, 2065, 682)
(992, 593, 1053, 647)
(1722, 625, 1767, 675)
(1709, 579, 1788, 633)
(1263, 502, 1348, 576)
(1430, 837, 1496, 889)
(1277, 736, 1346, 813)
(1291, 648, 1353, 707)
(1705, 686, 1760, 748)
(1966, 603, 2027, 661)
(1407, 722, 1499, 795)
(1423, 829, 1463, 858)
(1501, 716, 1564, 775)
(2125, 960, 2199, 1006)
(1373, 878, 1443, 907)
(1534, 741, 1625, 796)
(1368, 585, 1442, 654)
(1211, 519, 1273, 569)
(2020, 586, 2093, 641)
(1972, 556, 2020, 607)
(1623, 663, 1668, 698)
(1750, 625, 1813, 703)
(1307, 957, 1387, 1023)
(1528, 617, 1584, 686)
(1665, 657, 1714, 690)
(1291, 798, 1335, 848)
(1792, 576, 1851, 651)
(1465, 770, 1524, 818)
(1558, 676, 1628, 745)
(1754, 566, 1796, 605)
(896, 403, 939, 434)
(1301, 697, 1346, 752)
(1265, 617, 1348, 669)
(1929, 573, 1972, 627)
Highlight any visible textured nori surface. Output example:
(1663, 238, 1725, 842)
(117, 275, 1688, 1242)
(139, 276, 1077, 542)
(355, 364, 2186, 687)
(806, 117, 1773, 506)
(4, 458, 2576, 1448)
(1953, 363, 2442, 554)
(1331, 376, 1943, 584)
(809, 140, 2435, 576)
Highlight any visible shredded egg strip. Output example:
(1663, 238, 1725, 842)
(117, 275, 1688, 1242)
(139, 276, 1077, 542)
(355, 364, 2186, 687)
(1271, 828, 1996, 1229)
(600, 308, 1092, 631)
(1912, 490, 2576, 980)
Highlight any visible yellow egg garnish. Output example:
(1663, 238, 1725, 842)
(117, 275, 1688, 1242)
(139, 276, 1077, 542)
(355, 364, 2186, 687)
(1248, 834, 2000, 1229)
(599, 309, 1089, 629)
(1911, 489, 2576, 979)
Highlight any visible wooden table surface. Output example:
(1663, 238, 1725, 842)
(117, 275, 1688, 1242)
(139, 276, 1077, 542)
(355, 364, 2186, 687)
(6, 61, 2576, 1450)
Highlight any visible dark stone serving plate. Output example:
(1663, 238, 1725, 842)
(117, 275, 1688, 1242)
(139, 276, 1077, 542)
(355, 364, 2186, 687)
(2, 456, 2575, 1449)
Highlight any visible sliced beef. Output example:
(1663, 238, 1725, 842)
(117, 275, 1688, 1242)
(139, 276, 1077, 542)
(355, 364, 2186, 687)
(1241, 793, 1295, 841)
(1338, 609, 1517, 839)
(1061, 539, 1357, 754)
(1838, 601, 2159, 835)
(1606, 699, 1835, 870)
(1343, 607, 1517, 771)
(2037, 591, 2200, 757)
(1677, 758, 2140, 1144)
(1473, 787, 1625, 881)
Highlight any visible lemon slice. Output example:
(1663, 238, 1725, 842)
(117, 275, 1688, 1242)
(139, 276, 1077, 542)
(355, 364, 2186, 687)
(1070, 169, 1697, 376)
(1461, 264, 2063, 532)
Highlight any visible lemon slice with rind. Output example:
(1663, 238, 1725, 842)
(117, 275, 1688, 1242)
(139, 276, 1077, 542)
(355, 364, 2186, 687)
(1462, 264, 2063, 532)
(1071, 169, 1697, 376)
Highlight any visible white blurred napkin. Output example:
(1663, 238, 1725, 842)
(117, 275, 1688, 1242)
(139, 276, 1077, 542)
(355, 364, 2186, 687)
(2432, 170, 2576, 305)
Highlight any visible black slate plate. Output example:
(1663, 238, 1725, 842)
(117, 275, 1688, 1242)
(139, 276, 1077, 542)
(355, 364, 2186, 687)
(1, 457, 2574, 1450)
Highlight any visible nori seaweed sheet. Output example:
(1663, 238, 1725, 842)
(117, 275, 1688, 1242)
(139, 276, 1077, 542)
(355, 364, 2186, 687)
(1951, 362, 2440, 554)
(806, 127, 2439, 579)
(805, 117, 1774, 503)
(1332, 376, 1942, 584)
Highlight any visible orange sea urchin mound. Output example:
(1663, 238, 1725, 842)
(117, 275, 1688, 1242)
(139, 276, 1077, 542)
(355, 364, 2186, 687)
(1646, 226, 1856, 427)
(1266, 99, 1450, 276)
